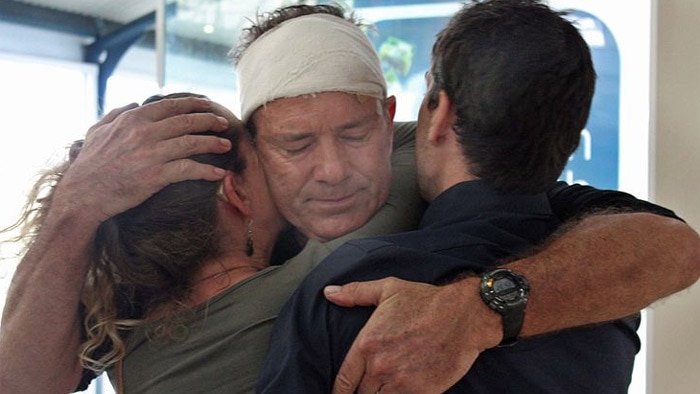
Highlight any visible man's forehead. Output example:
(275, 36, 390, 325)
(254, 93, 383, 133)
(267, 91, 379, 109)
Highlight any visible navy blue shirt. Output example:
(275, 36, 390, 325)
(257, 181, 640, 393)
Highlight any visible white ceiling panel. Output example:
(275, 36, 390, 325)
(14, 0, 158, 23)
(11, 0, 291, 46)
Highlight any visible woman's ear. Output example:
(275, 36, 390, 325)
(427, 90, 457, 144)
(217, 171, 251, 217)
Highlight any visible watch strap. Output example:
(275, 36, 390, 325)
(499, 304, 525, 347)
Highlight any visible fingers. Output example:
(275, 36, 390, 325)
(335, 338, 392, 394)
(159, 158, 227, 186)
(139, 96, 215, 122)
(151, 111, 230, 141)
(140, 97, 234, 140)
(87, 103, 139, 138)
(100, 102, 139, 124)
(83, 97, 233, 174)
(60, 97, 236, 222)
(155, 133, 232, 163)
(356, 375, 384, 394)
(147, 132, 232, 185)
(332, 344, 366, 394)
(324, 278, 398, 307)
(91, 97, 230, 144)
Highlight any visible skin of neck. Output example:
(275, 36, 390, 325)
(188, 201, 276, 304)
(419, 91, 479, 202)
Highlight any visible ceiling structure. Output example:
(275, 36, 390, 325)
(2, 0, 292, 115)
(6, 0, 289, 47)
(14, 0, 161, 24)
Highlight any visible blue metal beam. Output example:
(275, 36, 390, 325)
(84, 12, 157, 117)
(83, 3, 177, 117)
(3, 1, 230, 117)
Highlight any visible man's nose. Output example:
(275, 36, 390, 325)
(312, 139, 351, 185)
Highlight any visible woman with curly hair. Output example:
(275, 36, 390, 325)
(6, 93, 288, 393)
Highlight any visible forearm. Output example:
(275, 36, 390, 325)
(0, 207, 97, 393)
(324, 211, 700, 391)
(508, 212, 700, 337)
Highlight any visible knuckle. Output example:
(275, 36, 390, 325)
(179, 134, 199, 151)
(383, 276, 401, 288)
(181, 113, 197, 129)
(162, 97, 180, 112)
(345, 281, 362, 293)
(334, 373, 353, 390)
(356, 334, 380, 354)
(110, 111, 144, 137)
(85, 125, 99, 138)
(104, 106, 122, 118)
(176, 158, 193, 174)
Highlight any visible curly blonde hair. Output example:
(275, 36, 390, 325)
(4, 93, 248, 373)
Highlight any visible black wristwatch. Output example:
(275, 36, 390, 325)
(479, 268, 530, 347)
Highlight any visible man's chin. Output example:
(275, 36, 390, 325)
(303, 219, 367, 244)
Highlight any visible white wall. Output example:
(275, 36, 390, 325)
(0, 20, 84, 62)
(648, 0, 700, 392)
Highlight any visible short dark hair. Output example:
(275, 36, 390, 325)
(429, 0, 595, 194)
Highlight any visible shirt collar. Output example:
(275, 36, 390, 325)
(420, 180, 553, 229)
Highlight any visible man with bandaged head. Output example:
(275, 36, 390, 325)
(234, 8, 408, 243)
(247, 3, 700, 393)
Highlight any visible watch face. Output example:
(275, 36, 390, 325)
(482, 269, 529, 310)
(480, 269, 529, 346)
(493, 278, 519, 300)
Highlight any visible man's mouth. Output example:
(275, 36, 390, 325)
(312, 193, 358, 211)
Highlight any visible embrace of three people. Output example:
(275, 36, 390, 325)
(1, 1, 699, 394)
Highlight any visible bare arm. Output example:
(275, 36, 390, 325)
(0, 98, 231, 393)
(0, 207, 99, 393)
(517, 212, 699, 336)
(326, 212, 700, 394)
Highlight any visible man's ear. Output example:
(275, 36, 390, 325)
(385, 95, 397, 122)
(384, 95, 397, 149)
(427, 90, 457, 144)
(217, 171, 251, 217)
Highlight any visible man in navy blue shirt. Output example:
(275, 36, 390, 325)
(258, 1, 678, 392)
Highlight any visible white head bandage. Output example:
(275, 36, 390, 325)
(237, 13, 386, 122)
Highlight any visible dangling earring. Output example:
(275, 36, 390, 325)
(245, 220, 254, 257)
